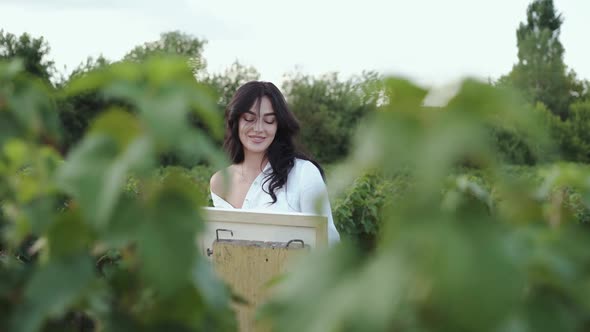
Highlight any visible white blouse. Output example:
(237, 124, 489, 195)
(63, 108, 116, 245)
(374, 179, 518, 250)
(210, 158, 340, 244)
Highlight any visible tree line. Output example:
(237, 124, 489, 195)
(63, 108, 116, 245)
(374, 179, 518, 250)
(0, 0, 589, 167)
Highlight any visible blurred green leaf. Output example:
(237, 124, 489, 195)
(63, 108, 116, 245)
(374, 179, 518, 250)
(57, 134, 153, 229)
(138, 172, 202, 295)
(89, 108, 142, 149)
(47, 210, 93, 258)
(11, 255, 94, 332)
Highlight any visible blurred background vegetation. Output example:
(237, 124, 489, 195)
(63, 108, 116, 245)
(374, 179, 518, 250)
(1, 0, 590, 331)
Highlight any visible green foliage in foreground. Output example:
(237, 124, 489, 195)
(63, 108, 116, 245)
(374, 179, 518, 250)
(2, 55, 590, 332)
(262, 78, 590, 332)
(0, 57, 234, 331)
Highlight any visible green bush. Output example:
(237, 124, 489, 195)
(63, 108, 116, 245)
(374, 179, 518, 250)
(333, 171, 405, 251)
(565, 101, 590, 162)
(334, 164, 590, 252)
(484, 96, 557, 165)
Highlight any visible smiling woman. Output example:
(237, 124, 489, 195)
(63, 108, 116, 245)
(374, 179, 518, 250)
(209, 81, 340, 244)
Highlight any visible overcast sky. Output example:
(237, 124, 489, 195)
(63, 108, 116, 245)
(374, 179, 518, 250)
(0, 0, 588, 89)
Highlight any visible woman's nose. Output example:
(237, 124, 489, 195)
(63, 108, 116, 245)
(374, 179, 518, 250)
(254, 119, 263, 131)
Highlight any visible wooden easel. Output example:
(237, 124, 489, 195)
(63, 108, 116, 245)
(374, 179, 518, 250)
(200, 208, 328, 331)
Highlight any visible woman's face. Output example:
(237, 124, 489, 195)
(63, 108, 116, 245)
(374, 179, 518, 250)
(238, 96, 277, 155)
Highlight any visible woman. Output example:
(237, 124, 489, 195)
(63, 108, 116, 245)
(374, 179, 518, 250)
(209, 81, 340, 244)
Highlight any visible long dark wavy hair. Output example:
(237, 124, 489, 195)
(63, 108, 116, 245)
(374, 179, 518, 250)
(223, 81, 324, 204)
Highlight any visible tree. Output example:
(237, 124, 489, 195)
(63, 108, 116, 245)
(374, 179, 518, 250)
(67, 55, 111, 80)
(499, 0, 581, 119)
(202, 60, 260, 108)
(282, 72, 380, 164)
(0, 30, 55, 84)
(123, 31, 207, 76)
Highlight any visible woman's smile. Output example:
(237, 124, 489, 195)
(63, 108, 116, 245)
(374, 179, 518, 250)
(249, 135, 266, 143)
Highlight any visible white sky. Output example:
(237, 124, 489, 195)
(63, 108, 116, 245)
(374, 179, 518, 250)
(0, 0, 588, 89)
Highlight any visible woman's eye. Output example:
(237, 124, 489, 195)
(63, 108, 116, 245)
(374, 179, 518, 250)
(264, 120, 275, 124)
(244, 116, 255, 122)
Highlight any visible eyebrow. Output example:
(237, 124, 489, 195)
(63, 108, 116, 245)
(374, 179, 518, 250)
(244, 111, 276, 116)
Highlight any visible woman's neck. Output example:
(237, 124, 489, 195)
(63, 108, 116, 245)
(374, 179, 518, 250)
(240, 151, 268, 179)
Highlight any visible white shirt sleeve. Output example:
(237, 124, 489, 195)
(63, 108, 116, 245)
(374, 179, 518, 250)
(299, 162, 341, 245)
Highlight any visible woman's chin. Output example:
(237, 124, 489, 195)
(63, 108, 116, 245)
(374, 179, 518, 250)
(244, 144, 269, 154)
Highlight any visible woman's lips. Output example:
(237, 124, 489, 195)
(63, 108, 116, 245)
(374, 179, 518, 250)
(249, 136, 265, 143)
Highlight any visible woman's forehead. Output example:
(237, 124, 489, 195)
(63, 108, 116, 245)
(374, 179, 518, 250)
(248, 96, 275, 115)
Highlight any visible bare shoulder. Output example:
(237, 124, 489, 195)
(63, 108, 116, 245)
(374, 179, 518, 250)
(210, 166, 234, 196)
